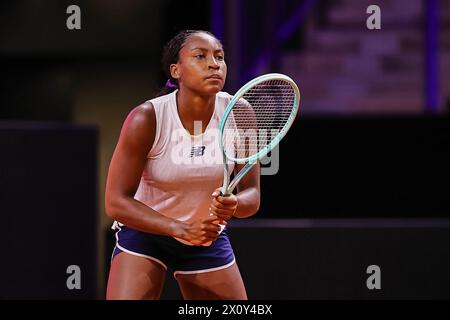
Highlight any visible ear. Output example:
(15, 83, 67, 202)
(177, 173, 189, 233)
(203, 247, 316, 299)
(170, 63, 180, 80)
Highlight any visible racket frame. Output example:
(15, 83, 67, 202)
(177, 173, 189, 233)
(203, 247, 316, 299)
(218, 73, 300, 195)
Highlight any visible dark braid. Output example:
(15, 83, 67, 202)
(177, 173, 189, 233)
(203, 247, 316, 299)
(155, 30, 220, 97)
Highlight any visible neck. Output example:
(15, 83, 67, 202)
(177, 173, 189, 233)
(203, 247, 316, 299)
(176, 88, 216, 134)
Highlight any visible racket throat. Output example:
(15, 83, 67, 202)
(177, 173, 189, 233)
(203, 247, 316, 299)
(222, 161, 256, 196)
(221, 169, 230, 196)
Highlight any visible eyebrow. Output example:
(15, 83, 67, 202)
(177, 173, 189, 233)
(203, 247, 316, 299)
(190, 47, 224, 53)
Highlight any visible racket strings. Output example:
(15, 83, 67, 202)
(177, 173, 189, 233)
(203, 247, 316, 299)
(223, 79, 296, 160)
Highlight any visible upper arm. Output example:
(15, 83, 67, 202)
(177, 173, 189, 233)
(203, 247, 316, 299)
(105, 102, 156, 206)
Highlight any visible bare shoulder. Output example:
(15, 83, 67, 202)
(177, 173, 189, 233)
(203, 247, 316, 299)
(119, 101, 156, 152)
(125, 101, 156, 129)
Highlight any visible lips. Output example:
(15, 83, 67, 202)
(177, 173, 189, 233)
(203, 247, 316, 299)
(206, 74, 222, 80)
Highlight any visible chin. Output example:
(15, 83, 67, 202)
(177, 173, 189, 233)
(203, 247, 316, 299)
(202, 84, 223, 95)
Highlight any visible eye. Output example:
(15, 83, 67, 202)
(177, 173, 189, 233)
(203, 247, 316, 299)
(216, 55, 224, 61)
(194, 54, 205, 59)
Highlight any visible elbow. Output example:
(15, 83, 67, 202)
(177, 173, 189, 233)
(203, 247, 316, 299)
(105, 194, 124, 220)
(251, 199, 261, 216)
(254, 199, 261, 214)
(105, 201, 119, 220)
(253, 189, 261, 213)
(236, 189, 260, 218)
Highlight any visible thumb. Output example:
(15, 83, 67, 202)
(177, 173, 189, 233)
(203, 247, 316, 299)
(211, 188, 221, 197)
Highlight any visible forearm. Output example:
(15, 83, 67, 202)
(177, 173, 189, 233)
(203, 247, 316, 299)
(106, 197, 185, 237)
(234, 187, 260, 218)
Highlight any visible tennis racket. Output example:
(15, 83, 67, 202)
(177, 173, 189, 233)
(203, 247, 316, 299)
(219, 73, 300, 196)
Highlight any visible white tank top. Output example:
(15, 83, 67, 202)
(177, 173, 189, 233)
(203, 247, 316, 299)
(112, 90, 235, 245)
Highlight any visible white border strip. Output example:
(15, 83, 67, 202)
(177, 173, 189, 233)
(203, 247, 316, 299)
(113, 226, 168, 271)
(228, 218, 450, 229)
(173, 258, 236, 278)
(115, 244, 168, 271)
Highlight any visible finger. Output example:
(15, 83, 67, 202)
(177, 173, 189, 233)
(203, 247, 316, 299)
(202, 223, 221, 232)
(210, 204, 229, 213)
(214, 218, 228, 225)
(211, 199, 227, 210)
(211, 213, 229, 226)
(209, 218, 227, 226)
(212, 198, 237, 210)
(210, 208, 233, 221)
(202, 218, 223, 228)
(216, 195, 238, 205)
(204, 214, 220, 223)
(203, 230, 221, 238)
(209, 200, 227, 210)
(210, 211, 233, 221)
(210, 205, 235, 216)
(215, 215, 232, 222)
(211, 188, 222, 198)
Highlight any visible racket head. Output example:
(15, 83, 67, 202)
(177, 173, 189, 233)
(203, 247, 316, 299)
(219, 73, 300, 164)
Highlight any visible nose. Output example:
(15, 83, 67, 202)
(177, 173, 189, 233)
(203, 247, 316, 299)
(208, 56, 220, 70)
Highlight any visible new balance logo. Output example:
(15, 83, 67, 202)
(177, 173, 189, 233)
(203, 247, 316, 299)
(190, 146, 206, 157)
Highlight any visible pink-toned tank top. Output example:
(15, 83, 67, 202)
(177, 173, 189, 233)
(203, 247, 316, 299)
(113, 90, 234, 245)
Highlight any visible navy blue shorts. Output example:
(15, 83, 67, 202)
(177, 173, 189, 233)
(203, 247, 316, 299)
(112, 225, 236, 277)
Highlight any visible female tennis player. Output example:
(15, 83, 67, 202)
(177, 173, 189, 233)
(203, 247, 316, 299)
(105, 30, 260, 300)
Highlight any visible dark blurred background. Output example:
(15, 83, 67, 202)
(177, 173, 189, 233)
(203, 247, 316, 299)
(1, 0, 449, 299)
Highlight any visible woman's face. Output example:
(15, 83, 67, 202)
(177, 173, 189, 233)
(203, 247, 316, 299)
(171, 33, 227, 95)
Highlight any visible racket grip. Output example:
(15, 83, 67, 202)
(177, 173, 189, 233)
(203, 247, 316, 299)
(218, 190, 231, 197)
